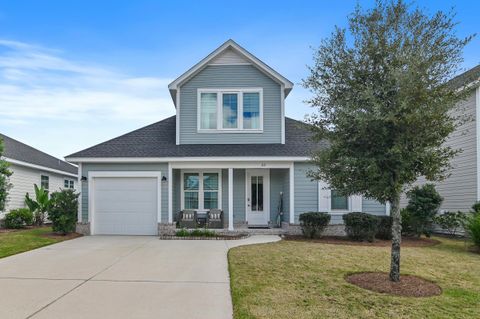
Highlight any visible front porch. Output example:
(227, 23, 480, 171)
(167, 162, 295, 231)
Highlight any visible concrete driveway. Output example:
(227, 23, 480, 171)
(0, 235, 279, 319)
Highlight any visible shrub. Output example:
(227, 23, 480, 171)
(49, 189, 79, 235)
(465, 213, 480, 249)
(343, 212, 378, 242)
(299, 212, 331, 238)
(433, 211, 467, 237)
(190, 228, 216, 237)
(4, 208, 33, 229)
(404, 184, 443, 237)
(471, 202, 480, 214)
(176, 228, 189, 237)
(376, 215, 392, 240)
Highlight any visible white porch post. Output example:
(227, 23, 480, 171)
(289, 163, 295, 224)
(168, 163, 173, 224)
(77, 163, 82, 223)
(386, 201, 391, 216)
(228, 168, 234, 230)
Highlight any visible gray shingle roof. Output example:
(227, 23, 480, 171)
(67, 116, 324, 159)
(1, 134, 77, 175)
(449, 64, 480, 89)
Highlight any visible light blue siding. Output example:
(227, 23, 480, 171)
(80, 163, 168, 223)
(362, 198, 386, 215)
(179, 65, 282, 144)
(270, 169, 289, 223)
(233, 169, 246, 223)
(293, 162, 318, 223)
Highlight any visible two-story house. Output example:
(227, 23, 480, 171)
(66, 40, 387, 236)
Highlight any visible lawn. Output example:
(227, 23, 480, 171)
(229, 237, 480, 319)
(0, 227, 73, 258)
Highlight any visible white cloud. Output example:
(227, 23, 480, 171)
(0, 39, 175, 124)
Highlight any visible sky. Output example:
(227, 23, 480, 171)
(0, 0, 478, 160)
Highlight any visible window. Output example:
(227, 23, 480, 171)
(222, 93, 238, 129)
(41, 175, 49, 190)
(198, 89, 262, 131)
(200, 93, 218, 129)
(331, 190, 348, 210)
(182, 171, 221, 210)
(183, 173, 199, 209)
(243, 92, 260, 129)
(64, 179, 75, 189)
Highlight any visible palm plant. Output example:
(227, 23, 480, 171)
(25, 184, 51, 226)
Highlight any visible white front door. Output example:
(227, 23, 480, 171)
(246, 169, 270, 225)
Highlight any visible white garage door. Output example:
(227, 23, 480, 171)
(92, 177, 158, 235)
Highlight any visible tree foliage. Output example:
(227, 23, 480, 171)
(303, 0, 473, 281)
(0, 137, 13, 212)
(25, 184, 51, 226)
(403, 184, 443, 237)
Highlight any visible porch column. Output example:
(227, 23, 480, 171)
(77, 163, 82, 223)
(228, 168, 234, 230)
(289, 163, 295, 224)
(168, 163, 173, 223)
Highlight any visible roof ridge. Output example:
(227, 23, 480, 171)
(0, 133, 76, 169)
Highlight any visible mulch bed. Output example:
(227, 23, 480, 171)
(346, 272, 442, 297)
(283, 235, 440, 247)
(42, 232, 83, 240)
(159, 234, 249, 240)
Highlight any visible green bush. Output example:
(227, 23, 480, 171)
(471, 202, 480, 214)
(175, 228, 189, 237)
(433, 211, 467, 237)
(465, 213, 480, 249)
(299, 212, 331, 238)
(49, 189, 79, 235)
(190, 228, 216, 237)
(4, 208, 33, 229)
(404, 184, 443, 237)
(376, 215, 392, 240)
(343, 212, 378, 242)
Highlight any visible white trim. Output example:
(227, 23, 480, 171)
(4, 157, 78, 178)
(228, 168, 234, 230)
(168, 162, 173, 223)
(88, 171, 162, 235)
(66, 156, 310, 163)
(386, 201, 391, 216)
(77, 163, 82, 223)
(197, 88, 264, 133)
(280, 84, 285, 144)
(168, 39, 293, 105)
(476, 86, 480, 201)
(171, 161, 294, 169)
(176, 88, 180, 145)
(289, 163, 294, 224)
(245, 168, 270, 225)
(180, 169, 222, 211)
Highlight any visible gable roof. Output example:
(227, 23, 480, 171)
(1, 133, 77, 175)
(449, 64, 480, 89)
(168, 39, 294, 106)
(66, 116, 324, 160)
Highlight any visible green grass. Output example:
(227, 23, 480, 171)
(0, 227, 69, 258)
(228, 237, 480, 319)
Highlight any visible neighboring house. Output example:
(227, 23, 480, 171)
(66, 39, 388, 236)
(400, 65, 480, 213)
(0, 134, 78, 217)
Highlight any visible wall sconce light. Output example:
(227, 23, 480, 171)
(161, 176, 168, 182)
(81, 176, 87, 181)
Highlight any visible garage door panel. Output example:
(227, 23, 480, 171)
(92, 177, 158, 235)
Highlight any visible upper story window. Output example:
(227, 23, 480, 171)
(198, 88, 263, 132)
(41, 175, 49, 190)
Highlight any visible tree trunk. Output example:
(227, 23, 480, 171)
(389, 194, 402, 282)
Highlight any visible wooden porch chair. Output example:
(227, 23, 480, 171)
(207, 209, 224, 229)
(178, 210, 197, 228)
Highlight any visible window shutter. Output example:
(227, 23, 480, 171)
(350, 195, 362, 212)
(317, 181, 330, 212)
